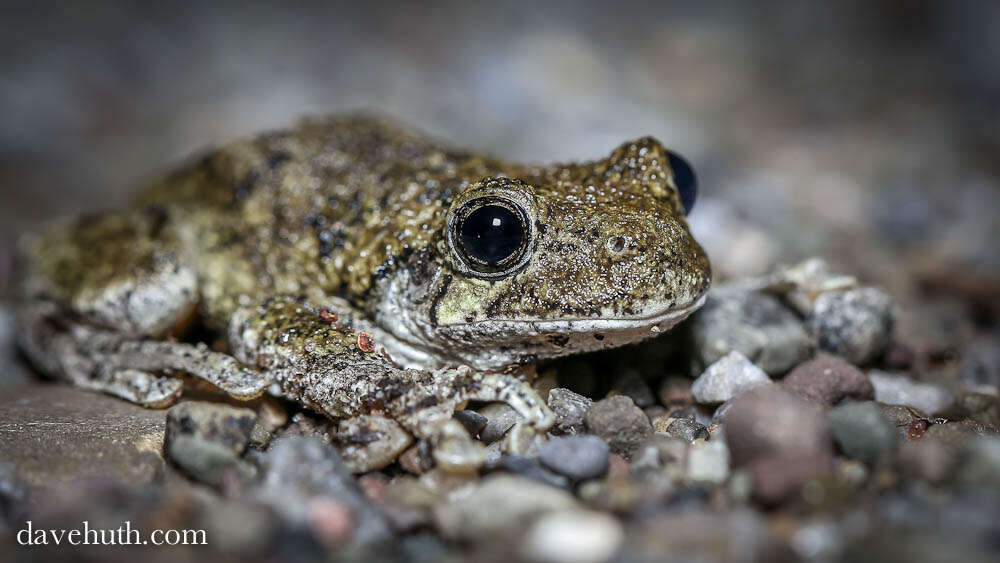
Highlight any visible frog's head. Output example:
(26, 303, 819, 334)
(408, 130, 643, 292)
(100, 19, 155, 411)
(381, 137, 711, 370)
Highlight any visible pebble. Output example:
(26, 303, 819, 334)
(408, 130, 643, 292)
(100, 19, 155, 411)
(690, 287, 813, 375)
(629, 435, 688, 477)
(335, 415, 413, 473)
(782, 354, 874, 405)
(723, 386, 833, 505)
(958, 335, 1000, 396)
(521, 509, 624, 563)
(399, 440, 435, 475)
(956, 436, 1000, 489)
(539, 435, 610, 481)
(433, 475, 577, 541)
(652, 416, 710, 443)
(547, 388, 592, 435)
(478, 402, 523, 443)
(484, 455, 571, 490)
(808, 287, 894, 365)
(453, 410, 488, 438)
(584, 395, 652, 458)
(869, 371, 955, 415)
(691, 351, 773, 405)
(685, 434, 731, 485)
(165, 401, 259, 488)
(255, 436, 390, 543)
(827, 401, 898, 465)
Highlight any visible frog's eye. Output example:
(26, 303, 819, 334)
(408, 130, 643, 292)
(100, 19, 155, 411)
(667, 150, 697, 215)
(451, 197, 531, 277)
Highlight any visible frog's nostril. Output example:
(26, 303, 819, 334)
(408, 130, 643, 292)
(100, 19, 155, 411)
(607, 236, 628, 254)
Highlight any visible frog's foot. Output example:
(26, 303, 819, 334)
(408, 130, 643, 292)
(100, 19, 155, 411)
(16, 299, 268, 407)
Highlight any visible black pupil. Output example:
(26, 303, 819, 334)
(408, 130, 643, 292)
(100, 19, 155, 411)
(667, 150, 698, 215)
(459, 204, 524, 265)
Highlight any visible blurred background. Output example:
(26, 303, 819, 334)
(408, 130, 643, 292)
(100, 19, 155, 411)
(1, 0, 998, 381)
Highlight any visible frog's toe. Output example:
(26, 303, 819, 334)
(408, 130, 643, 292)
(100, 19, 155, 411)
(438, 368, 555, 432)
(96, 368, 184, 408)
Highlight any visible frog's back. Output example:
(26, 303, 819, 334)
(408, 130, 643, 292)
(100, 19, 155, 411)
(140, 115, 511, 324)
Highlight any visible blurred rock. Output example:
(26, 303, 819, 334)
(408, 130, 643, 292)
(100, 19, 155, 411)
(399, 440, 435, 475)
(336, 415, 413, 473)
(484, 455, 570, 490)
(256, 435, 390, 544)
(723, 386, 833, 505)
(652, 416, 710, 443)
(686, 434, 730, 485)
(658, 376, 694, 408)
(453, 410, 488, 438)
(164, 401, 258, 488)
(433, 475, 577, 541)
(956, 436, 1000, 489)
(539, 435, 609, 481)
(869, 371, 955, 415)
(478, 402, 522, 444)
(609, 369, 655, 407)
(0, 385, 166, 487)
(433, 420, 487, 474)
(627, 509, 770, 563)
(808, 287, 894, 365)
(691, 351, 772, 405)
(897, 439, 955, 484)
(691, 287, 813, 375)
(547, 387, 592, 435)
(0, 462, 27, 526)
(521, 509, 623, 563)
(782, 354, 874, 405)
(959, 334, 1000, 396)
(584, 395, 651, 458)
(827, 401, 897, 465)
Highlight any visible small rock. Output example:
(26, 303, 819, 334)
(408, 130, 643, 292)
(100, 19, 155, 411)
(686, 434, 730, 485)
(547, 388, 592, 435)
(724, 386, 833, 505)
(165, 401, 258, 488)
(827, 401, 897, 464)
(453, 410, 488, 438)
(959, 334, 1000, 396)
(691, 351, 773, 405)
(478, 402, 522, 443)
(434, 475, 577, 541)
(782, 354, 874, 405)
(485, 455, 570, 490)
(869, 371, 955, 415)
(399, 440, 435, 475)
(956, 436, 1000, 489)
(336, 415, 413, 473)
(609, 369, 656, 407)
(256, 436, 390, 543)
(691, 287, 813, 375)
(628, 509, 770, 562)
(897, 439, 955, 484)
(652, 416, 710, 443)
(584, 395, 652, 458)
(433, 420, 487, 473)
(629, 435, 688, 476)
(521, 509, 624, 563)
(539, 436, 610, 481)
(809, 287, 894, 365)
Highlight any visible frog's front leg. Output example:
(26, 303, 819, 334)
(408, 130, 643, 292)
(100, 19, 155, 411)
(229, 296, 554, 439)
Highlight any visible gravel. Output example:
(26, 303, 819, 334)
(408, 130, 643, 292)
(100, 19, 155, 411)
(869, 371, 955, 415)
(521, 509, 624, 563)
(547, 387, 593, 435)
(335, 415, 413, 473)
(782, 354, 874, 405)
(539, 435, 610, 481)
(691, 287, 814, 375)
(164, 401, 258, 488)
(808, 287, 895, 365)
(584, 395, 652, 458)
(691, 351, 773, 405)
(652, 416, 710, 443)
(827, 401, 898, 465)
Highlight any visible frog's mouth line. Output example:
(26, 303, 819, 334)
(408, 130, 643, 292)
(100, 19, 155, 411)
(454, 293, 708, 334)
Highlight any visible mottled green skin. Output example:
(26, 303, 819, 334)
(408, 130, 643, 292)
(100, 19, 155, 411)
(16, 114, 710, 450)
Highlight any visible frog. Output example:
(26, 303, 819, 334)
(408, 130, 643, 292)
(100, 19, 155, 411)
(14, 114, 711, 460)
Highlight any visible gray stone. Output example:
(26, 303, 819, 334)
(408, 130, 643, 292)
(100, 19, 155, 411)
(166, 434, 257, 488)
(255, 435, 391, 544)
(691, 351, 773, 405)
(827, 401, 897, 464)
(539, 435, 610, 481)
(485, 455, 570, 490)
(547, 388, 592, 435)
(584, 395, 652, 458)
(691, 287, 813, 375)
(434, 474, 577, 540)
(0, 385, 166, 487)
(478, 402, 522, 443)
(453, 410, 488, 438)
(652, 416, 710, 443)
(166, 400, 257, 455)
(869, 371, 954, 415)
(809, 287, 894, 365)
(685, 434, 730, 485)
